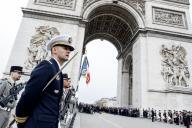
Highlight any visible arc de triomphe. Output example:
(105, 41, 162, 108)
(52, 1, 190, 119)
(5, 0, 192, 110)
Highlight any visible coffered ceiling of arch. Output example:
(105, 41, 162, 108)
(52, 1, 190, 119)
(84, 5, 139, 51)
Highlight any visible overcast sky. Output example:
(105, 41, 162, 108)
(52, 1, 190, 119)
(0, 0, 192, 103)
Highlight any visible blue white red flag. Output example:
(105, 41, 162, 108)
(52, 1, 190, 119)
(80, 55, 90, 84)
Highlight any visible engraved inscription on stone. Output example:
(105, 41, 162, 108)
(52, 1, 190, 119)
(153, 8, 186, 28)
(35, 0, 76, 10)
(24, 26, 60, 71)
(160, 44, 190, 87)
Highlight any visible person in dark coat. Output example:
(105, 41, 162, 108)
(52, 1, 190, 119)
(183, 111, 191, 128)
(15, 35, 74, 128)
(151, 108, 155, 122)
(163, 110, 167, 123)
(175, 111, 180, 125)
(158, 110, 162, 122)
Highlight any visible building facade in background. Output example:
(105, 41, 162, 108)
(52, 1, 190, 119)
(95, 97, 118, 107)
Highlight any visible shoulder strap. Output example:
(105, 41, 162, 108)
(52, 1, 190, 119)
(0, 78, 7, 97)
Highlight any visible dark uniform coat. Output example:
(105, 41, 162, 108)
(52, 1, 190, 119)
(16, 58, 63, 128)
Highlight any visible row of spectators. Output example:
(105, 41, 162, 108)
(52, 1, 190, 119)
(78, 102, 192, 128)
(144, 108, 191, 128)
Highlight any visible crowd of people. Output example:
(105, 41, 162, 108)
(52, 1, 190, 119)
(78, 102, 140, 118)
(143, 108, 191, 128)
(78, 102, 192, 128)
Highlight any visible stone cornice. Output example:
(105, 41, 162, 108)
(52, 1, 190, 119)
(148, 87, 192, 95)
(144, 28, 192, 42)
(22, 8, 87, 25)
(131, 28, 192, 43)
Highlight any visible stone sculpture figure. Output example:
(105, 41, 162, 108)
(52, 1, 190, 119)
(24, 26, 60, 71)
(160, 44, 190, 87)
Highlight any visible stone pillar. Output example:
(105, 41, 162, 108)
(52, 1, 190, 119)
(121, 70, 129, 107)
(117, 57, 123, 106)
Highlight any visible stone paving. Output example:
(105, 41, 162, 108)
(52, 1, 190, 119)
(73, 113, 187, 128)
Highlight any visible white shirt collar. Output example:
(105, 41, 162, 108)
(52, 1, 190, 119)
(53, 57, 61, 69)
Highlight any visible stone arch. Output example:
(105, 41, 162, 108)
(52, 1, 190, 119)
(82, 1, 143, 107)
(82, 0, 145, 29)
(82, 1, 145, 56)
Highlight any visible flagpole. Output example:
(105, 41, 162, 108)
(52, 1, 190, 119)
(75, 53, 84, 92)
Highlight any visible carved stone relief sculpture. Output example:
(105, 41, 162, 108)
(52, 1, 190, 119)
(24, 26, 60, 71)
(160, 44, 190, 87)
(122, 0, 145, 14)
(153, 7, 186, 28)
(35, 0, 76, 10)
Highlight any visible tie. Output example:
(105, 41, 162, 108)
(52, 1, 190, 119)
(13, 82, 18, 100)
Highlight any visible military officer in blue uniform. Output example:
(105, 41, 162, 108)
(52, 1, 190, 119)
(15, 35, 75, 128)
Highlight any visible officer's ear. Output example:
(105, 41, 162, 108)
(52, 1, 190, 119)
(51, 47, 57, 54)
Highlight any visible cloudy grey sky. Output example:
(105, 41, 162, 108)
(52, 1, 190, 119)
(0, 0, 192, 103)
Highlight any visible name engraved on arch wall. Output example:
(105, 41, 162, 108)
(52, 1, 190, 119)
(35, 0, 76, 10)
(153, 7, 186, 28)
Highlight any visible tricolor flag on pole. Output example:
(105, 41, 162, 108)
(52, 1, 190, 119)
(80, 55, 90, 84)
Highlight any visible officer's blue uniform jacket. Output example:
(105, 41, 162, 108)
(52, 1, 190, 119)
(16, 58, 63, 128)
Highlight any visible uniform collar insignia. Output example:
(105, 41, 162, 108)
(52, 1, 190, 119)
(56, 75, 60, 80)
(54, 90, 59, 94)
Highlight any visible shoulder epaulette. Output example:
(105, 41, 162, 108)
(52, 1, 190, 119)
(0, 78, 7, 83)
(47, 60, 53, 65)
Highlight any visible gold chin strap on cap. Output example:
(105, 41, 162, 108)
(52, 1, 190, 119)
(51, 41, 68, 48)
(15, 116, 28, 124)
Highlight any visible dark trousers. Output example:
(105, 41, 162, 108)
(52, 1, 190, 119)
(152, 116, 155, 122)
